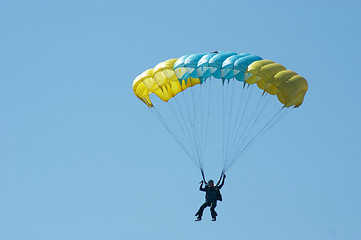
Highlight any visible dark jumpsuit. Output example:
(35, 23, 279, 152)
(195, 179, 224, 218)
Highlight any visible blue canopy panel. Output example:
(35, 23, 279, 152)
(184, 53, 207, 79)
(233, 55, 263, 81)
(221, 54, 251, 79)
(208, 52, 237, 79)
(196, 53, 219, 80)
(174, 52, 263, 83)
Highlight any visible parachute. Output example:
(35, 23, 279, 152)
(133, 51, 308, 180)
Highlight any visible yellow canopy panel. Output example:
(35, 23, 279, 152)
(133, 58, 201, 107)
(245, 60, 308, 107)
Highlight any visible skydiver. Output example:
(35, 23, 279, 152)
(195, 174, 226, 221)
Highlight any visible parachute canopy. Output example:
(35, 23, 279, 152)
(132, 51, 308, 175)
(133, 52, 308, 108)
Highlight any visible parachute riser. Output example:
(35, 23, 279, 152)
(201, 169, 207, 184)
(201, 169, 224, 186)
(216, 170, 225, 186)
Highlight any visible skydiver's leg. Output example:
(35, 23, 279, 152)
(195, 202, 211, 217)
(210, 201, 218, 218)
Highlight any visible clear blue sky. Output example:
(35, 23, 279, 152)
(1, 0, 360, 239)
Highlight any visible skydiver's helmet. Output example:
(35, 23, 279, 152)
(208, 180, 214, 187)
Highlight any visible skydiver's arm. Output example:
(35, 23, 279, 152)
(199, 181, 206, 191)
(218, 174, 226, 189)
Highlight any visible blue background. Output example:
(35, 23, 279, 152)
(1, 0, 360, 239)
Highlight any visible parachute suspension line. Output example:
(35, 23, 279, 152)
(253, 106, 293, 142)
(222, 79, 229, 172)
(167, 99, 197, 159)
(225, 106, 293, 171)
(168, 98, 200, 167)
(199, 79, 205, 170)
(201, 78, 212, 169)
(223, 84, 254, 171)
(239, 91, 279, 147)
(236, 92, 270, 148)
(183, 86, 203, 169)
(230, 86, 266, 153)
(173, 95, 202, 168)
(224, 85, 275, 171)
(224, 88, 270, 169)
(222, 78, 230, 165)
(224, 79, 236, 171)
(222, 80, 225, 164)
(255, 92, 285, 122)
(185, 84, 203, 168)
(225, 107, 285, 171)
(190, 81, 198, 124)
(191, 81, 204, 169)
(225, 81, 249, 164)
(150, 106, 196, 165)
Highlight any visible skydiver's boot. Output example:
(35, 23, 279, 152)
(211, 217, 216, 221)
(195, 216, 202, 221)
